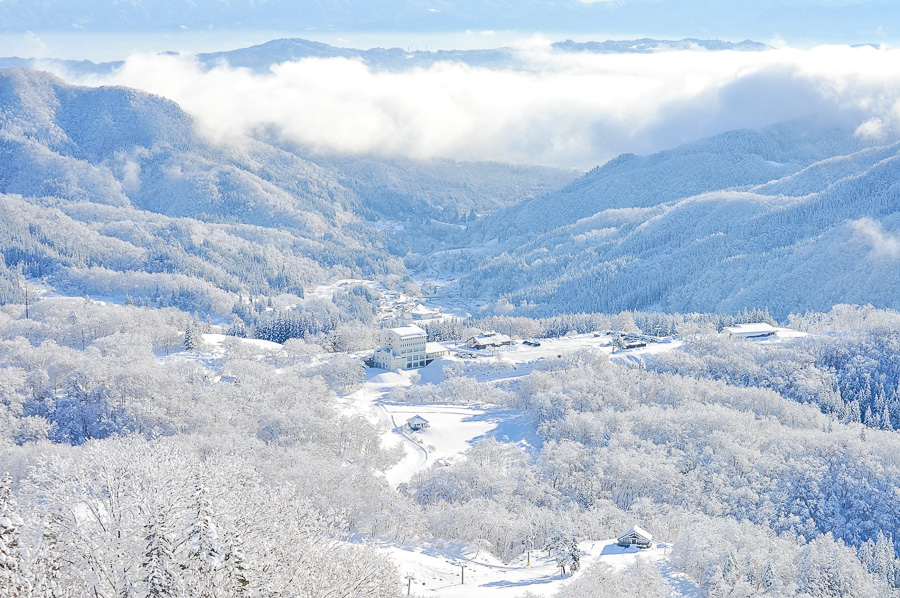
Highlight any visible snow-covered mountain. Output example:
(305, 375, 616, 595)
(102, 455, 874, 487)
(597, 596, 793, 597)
(460, 121, 900, 318)
(0, 67, 571, 309)
(196, 37, 771, 73)
(0, 37, 771, 78)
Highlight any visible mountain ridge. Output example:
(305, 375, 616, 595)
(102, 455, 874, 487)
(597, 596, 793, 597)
(0, 36, 774, 77)
(457, 122, 900, 318)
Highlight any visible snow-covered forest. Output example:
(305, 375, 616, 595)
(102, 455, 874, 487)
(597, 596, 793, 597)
(3, 294, 900, 596)
(4, 21, 900, 597)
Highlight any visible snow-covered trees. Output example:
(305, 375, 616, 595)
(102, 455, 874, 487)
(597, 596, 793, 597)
(557, 559, 668, 598)
(183, 319, 203, 351)
(0, 474, 28, 598)
(12, 437, 402, 597)
(544, 531, 580, 576)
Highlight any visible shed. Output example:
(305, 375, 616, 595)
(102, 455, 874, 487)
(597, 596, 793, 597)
(406, 415, 430, 431)
(617, 526, 653, 549)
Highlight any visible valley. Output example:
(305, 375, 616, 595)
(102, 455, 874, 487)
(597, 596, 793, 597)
(3, 23, 900, 598)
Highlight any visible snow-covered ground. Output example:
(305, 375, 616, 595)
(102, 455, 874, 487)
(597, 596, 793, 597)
(342, 364, 540, 488)
(382, 538, 698, 597)
(345, 331, 685, 489)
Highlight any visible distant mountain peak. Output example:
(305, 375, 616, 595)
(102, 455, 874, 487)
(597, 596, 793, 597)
(551, 38, 772, 53)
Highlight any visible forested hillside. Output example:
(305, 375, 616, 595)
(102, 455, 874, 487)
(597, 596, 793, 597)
(459, 122, 900, 318)
(0, 68, 571, 321)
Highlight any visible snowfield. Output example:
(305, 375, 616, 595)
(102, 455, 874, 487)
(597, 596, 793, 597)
(347, 331, 685, 489)
(382, 538, 698, 597)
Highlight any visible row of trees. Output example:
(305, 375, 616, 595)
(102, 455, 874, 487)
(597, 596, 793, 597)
(2, 439, 400, 597)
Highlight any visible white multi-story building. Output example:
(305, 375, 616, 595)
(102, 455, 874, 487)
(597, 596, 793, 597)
(373, 325, 428, 370)
(372, 325, 449, 370)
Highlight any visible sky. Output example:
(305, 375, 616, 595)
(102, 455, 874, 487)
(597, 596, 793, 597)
(1, 1, 898, 49)
(5, 0, 900, 168)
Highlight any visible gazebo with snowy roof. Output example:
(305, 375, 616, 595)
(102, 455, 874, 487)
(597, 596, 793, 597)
(406, 415, 430, 431)
(617, 526, 653, 549)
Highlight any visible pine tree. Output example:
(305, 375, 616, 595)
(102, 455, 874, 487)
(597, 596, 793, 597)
(142, 513, 182, 598)
(543, 530, 580, 576)
(0, 474, 29, 598)
(880, 404, 894, 431)
(183, 479, 222, 598)
(220, 526, 252, 598)
(183, 319, 202, 351)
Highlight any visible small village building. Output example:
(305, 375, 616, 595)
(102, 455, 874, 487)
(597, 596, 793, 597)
(406, 415, 430, 431)
(617, 526, 653, 549)
(724, 323, 778, 339)
(373, 325, 428, 370)
(410, 304, 440, 321)
(426, 342, 450, 361)
(466, 331, 513, 350)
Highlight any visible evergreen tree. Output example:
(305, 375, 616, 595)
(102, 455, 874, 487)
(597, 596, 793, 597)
(0, 474, 29, 598)
(544, 530, 580, 576)
(183, 479, 222, 598)
(142, 513, 182, 598)
(183, 319, 202, 351)
(220, 526, 252, 598)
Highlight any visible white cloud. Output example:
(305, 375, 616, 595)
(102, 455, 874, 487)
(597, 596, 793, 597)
(852, 218, 900, 260)
(64, 44, 900, 168)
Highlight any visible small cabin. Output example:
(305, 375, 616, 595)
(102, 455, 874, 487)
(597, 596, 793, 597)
(406, 415, 430, 431)
(617, 526, 653, 549)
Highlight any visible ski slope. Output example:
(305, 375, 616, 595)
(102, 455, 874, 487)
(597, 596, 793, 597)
(383, 538, 698, 597)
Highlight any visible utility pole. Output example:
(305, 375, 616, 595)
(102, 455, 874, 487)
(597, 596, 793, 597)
(404, 574, 415, 595)
(460, 563, 467, 585)
(20, 275, 29, 319)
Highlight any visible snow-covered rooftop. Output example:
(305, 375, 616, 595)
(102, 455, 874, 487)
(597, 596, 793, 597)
(618, 526, 653, 541)
(391, 325, 427, 338)
(724, 323, 778, 337)
(470, 332, 512, 346)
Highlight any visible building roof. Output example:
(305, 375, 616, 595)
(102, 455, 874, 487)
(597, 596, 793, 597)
(390, 325, 427, 339)
(407, 415, 429, 426)
(426, 342, 448, 354)
(469, 332, 512, 346)
(724, 323, 779, 338)
(410, 304, 438, 315)
(617, 526, 653, 542)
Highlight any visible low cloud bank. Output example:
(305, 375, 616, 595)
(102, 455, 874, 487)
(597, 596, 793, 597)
(66, 44, 900, 168)
(853, 217, 900, 260)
